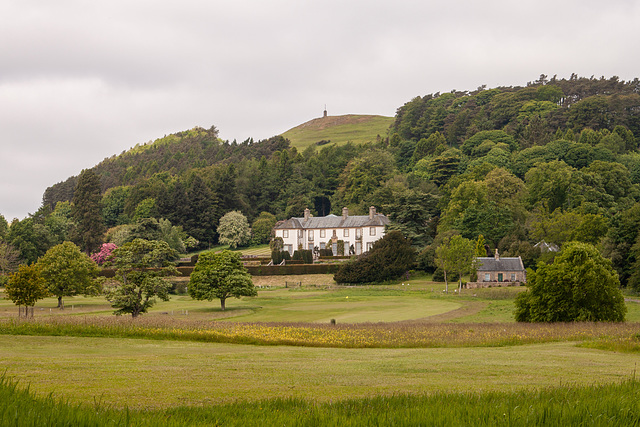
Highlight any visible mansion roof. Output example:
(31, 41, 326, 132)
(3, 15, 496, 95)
(274, 213, 389, 230)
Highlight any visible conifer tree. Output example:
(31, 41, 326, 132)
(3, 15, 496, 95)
(72, 169, 105, 254)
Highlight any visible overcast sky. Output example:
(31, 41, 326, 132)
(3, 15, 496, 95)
(1, 0, 639, 221)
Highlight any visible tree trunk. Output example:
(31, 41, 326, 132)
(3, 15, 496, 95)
(57, 296, 64, 309)
(220, 298, 226, 311)
(444, 270, 448, 294)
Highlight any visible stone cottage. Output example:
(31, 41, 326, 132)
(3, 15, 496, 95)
(467, 249, 526, 289)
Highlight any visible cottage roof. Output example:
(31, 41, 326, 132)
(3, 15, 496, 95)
(534, 241, 560, 252)
(274, 213, 389, 230)
(476, 256, 525, 272)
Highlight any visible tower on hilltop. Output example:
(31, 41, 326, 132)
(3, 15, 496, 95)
(323, 105, 327, 118)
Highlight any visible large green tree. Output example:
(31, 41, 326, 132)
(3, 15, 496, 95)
(435, 235, 475, 294)
(384, 183, 439, 248)
(0, 214, 8, 239)
(336, 149, 396, 209)
(217, 211, 251, 249)
(72, 169, 105, 254)
(188, 250, 256, 311)
(5, 217, 53, 265)
(0, 242, 20, 277)
(5, 264, 49, 317)
(105, 239, 178, 317)
(36, 241, 101, 309)
(515, 242, 626, 322)
(251, 212, 277, 245)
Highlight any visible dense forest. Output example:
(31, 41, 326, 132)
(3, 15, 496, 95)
(3, 74, 640, 290)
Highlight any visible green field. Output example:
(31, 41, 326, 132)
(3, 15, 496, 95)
(281, 114, 394, 150)
(0, 337, 637, 409)
(1, 274, 640, 424)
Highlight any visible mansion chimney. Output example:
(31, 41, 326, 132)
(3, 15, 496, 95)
(304, 208, 310, 222)
(369, 206, 376, 220)
(342, 207, 349, 220)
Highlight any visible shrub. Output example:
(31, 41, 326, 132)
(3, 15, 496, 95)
(170, 280, 188, 295)
(334, 231, 416, 284)
(271, 250, 291, 265)
(271, 250, 283, 265)
(319, 248, 333, 257)
(432, 268, 460, 283)
(292, 250, 313, 264)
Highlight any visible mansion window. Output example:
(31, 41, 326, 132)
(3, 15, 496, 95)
(283, 230, 289, 238)
(308, 230, 314, 240)
(344, 229, 349, 237)
(320, 229, 326, 238)
(369, 227, 376, 236)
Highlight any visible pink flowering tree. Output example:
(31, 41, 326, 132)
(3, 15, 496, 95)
(91, 243, 118, 266)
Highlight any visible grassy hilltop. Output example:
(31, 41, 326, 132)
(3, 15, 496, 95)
(281, 114, 394, 150)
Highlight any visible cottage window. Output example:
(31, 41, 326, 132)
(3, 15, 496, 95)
(308, 230, 314, 240)
(369, 227, 376, 236)
(283, 230, 289, 238)
(484, 273, 490, 282)
(511, 273, 516, 281)
(320, 229, 326, 238)
(344, 229, 349, 237)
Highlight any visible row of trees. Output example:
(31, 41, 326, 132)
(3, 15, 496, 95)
(2, 74, 640, 312)
(4, 238, 257, 317)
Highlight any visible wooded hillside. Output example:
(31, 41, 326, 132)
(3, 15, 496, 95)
(3, 74, 640, 289)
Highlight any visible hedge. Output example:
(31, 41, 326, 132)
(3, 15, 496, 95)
(246, 264, 340, 276)
(100, 263, 340, 278)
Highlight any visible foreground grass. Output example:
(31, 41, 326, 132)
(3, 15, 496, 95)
(2, 374, 640, 426)
(1, 336, 639, 409)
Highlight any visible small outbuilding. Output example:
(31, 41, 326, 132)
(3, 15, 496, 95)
(467, 249, 526, 289)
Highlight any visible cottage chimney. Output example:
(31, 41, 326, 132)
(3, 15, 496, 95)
(342, 207, 349, 220)
(494, 248, 500, 260)
(304, 208, 310, 222)
(369, 206, 376, 220)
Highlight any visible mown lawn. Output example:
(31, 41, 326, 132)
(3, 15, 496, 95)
(1, 335, 638, 409)
(1, 272, 640, 425)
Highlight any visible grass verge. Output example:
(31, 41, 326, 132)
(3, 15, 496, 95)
(2, 373, 640, 426)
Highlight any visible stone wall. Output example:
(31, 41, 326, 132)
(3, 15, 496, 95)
(465, 281, 524, 289)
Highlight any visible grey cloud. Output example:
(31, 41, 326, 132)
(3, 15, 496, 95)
(1, 0, 640, 219)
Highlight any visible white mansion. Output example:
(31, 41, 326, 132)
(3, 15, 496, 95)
(273, 206, 390, 255)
